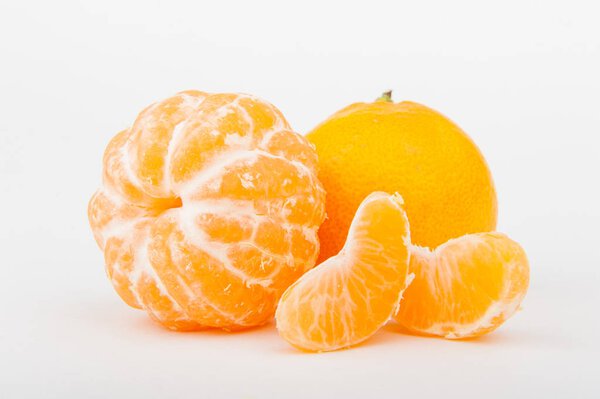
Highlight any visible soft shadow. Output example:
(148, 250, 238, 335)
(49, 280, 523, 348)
(74, 297, 279, 340)
(130, 315, 277, 338)
(359, 322, 432, 349)
(451, 328, 558, 347)
(270, 323, 421, 355)
(381, 320, 554, 347)
(271, 344, 321, 356)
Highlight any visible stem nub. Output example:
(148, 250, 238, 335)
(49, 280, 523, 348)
(375, 90, 393, 103)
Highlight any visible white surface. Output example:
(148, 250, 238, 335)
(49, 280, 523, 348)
(1, 1, 599, 398)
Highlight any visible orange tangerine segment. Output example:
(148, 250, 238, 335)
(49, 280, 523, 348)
(168, 93, 289, 188)
(128, 90, 208, 198)
(394, 232, 529, 339)
(275, 192, 411, 352)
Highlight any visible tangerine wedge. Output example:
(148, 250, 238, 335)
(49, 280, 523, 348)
(275, 192, 411, 352)
(394, 232, 529, 339)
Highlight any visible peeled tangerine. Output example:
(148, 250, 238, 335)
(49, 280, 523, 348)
(276, 192, 411, 352)
(88, 90, 325, 331)
(395, 232, 529, 339)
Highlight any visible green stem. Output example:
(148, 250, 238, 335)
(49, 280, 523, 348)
(375, 90, 393, 103)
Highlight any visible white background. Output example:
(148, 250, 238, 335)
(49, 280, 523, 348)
(1, 1, 599, 398)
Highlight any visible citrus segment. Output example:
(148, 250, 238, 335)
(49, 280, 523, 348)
(394, 232, 529, 339)
(275, 192, 411, 352)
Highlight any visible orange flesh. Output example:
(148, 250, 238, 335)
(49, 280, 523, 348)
(395, 232, 529, 338)
(275, 192, 411, 351)
(88, 91, 325, 330)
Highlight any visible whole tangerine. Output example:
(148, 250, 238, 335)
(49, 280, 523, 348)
(307, 91, 497, 262)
